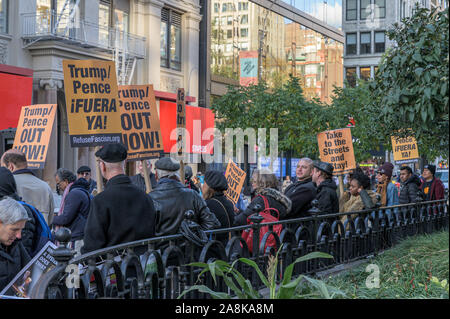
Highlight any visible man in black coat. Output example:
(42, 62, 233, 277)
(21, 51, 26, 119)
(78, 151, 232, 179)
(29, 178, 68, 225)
(81, 144, 157, 254)
(312, 161, 339, 214)
(130, 160, 157, 192)
(283, 158, 317, 218)
(399, 166, 422, 204)
(149, 157, 220, 237)
(77, 166, 97, 194)
(0, 197, 31, 291)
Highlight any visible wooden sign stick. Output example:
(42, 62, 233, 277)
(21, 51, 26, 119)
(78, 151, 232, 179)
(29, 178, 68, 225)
(141, 160, 152, 193)
(338, 175, 345, 199)
(95, 146, 103, 194)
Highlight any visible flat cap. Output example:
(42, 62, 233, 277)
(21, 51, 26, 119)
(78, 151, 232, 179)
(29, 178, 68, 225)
(77, 165, 91, 174)
(313, 160, 334, 176)
(204, 170, 228, 191)
(95, 143, 127, 163)
(155, 157, 180, 171)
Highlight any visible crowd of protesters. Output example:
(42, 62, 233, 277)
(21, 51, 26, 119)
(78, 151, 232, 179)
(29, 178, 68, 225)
(0, 143, 447, 291)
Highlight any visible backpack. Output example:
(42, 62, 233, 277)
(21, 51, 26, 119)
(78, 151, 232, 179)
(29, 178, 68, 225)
(241, 195, 283, 254)
(18, 201, 53, 256)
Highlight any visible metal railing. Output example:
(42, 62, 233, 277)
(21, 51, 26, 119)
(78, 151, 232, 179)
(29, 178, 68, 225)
(21, 12, 146, 58)
(29, 199, 448, 299)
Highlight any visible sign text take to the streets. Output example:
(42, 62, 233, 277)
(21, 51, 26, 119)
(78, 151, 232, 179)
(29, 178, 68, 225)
(12, 104, 56, 169)
(62, 60, 122, 147)
(224, 160, 247, 204)
(391, 135, 420, 164)
(118, 84, 164, 160)
(317, 128, 356, 174)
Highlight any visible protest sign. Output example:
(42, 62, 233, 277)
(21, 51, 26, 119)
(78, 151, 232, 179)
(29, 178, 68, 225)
(317, 128, 356, 174)
(391, 135, 420, 164)
(0, 242, 57, 298)
(118, 84, 164, 160)
(224, 160, 247, 204)
(239, 51, 258, 86)
(12, 104, 56, 169)
(62, 59, 122, 147)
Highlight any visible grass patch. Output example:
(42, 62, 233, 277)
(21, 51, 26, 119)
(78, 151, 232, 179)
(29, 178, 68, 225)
(323, 231, 449, 299)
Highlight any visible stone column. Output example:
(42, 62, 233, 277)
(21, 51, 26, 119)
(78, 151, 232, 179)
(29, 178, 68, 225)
(184, 12, 202, 106)
(38, 79, 63, 189)
(145, 0, 164, 90)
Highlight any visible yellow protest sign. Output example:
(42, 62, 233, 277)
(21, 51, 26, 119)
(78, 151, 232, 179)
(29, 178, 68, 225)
(224, 160, 247, 204)
(317, 128, 356, 174)
(12, 104, 56, 169)
(391, 135, 420, 164)
(62, 60, 122, 147)
(118, 84, 164, 160)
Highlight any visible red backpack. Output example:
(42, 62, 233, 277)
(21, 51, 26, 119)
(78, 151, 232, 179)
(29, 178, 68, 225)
(241, 195, 283, 254)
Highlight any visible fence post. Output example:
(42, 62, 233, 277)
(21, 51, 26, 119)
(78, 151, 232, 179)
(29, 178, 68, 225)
(248, 204, 263, 286)
(307, 199, 321, 272)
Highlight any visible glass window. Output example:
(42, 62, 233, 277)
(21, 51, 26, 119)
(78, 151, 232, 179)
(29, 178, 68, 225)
(227, 29, 232, 39)
(227, 16, 232, 25)
(99, 2, 111, 47)
(222, 3, 227, 12)
(0, 0, 8, 33)
(115, 9, 129, 33)
(346, 33, 357, 55)
(161, 8, 182, 71)
(347, 0, 357, 20)
(360, 32, 371, 54)
(240, 14, 248, 24)
(360, 66, 371, 80)
(346, 67, 357, 87)
(214, 3, 219, 13)
(360, 0, 371, 20)
(374, 0, 386, 18)
(374, 31, 385, 53)
(240, 28, 248, 37)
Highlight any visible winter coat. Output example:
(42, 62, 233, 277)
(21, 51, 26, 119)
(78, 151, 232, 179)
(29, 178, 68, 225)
(399, 174, 422, 204)
(52, 178, 92, 241)
(283, 178, 317, 218)
(185, 179, 200, 193)
(420, 177, 445, 201)
(315, 179, 339, 214)
(376, 181, 399, 207)
(13, 169, 55, 225)
(81, 174, 157, 254)
(0, 241, 31, 291)
(130, 173, 157, 192)
(149, 178, 220, 237)
(205, 192, 235, 244)
(340, 190, 380, 223)
(234, 188, 292, 226)
(0, 167, 36, 257)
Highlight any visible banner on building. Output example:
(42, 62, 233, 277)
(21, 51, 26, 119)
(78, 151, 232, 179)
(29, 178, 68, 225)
(62, 60, 122, 147)
(224, 160, 247, 204)
(239, 51, 258, 86)
(0, 242, 57, 298)
(118, 84, 164, 160)
(391, 135, 420, 164)
(317, 128, 356, 174)
(12, 104, 56, 169)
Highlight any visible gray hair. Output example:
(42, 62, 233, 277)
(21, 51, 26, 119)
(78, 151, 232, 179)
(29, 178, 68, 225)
(0, 197, 30, 225)
(156, 168, 180, 180)
(55, 168, 76, 183)
(299, 157, 314, 168)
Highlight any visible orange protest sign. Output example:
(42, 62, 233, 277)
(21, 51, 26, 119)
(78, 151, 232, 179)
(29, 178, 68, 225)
(224, 160, 247, 204)
(12, 104, 56, 169)
(391, 135, 420, 164)
(317, 128, 356, 174)
(118, 84, 164, 160)
(62, 60, 122, 147)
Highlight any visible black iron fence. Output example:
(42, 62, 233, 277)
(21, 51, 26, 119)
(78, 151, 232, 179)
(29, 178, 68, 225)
(29, 199, 448, 299)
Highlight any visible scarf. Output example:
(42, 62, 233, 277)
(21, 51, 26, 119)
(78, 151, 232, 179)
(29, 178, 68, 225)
(376, 181, 388, 207)
(54, 182, 74, 231)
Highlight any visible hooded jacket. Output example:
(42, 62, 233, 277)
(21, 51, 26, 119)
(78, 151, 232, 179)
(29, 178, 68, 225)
(52, 178, 92, 240)
(399, 174, 422, 204)
(0, 167, 36, 257)
(315, 178, 339, 214)
(234, 187, 292, 226)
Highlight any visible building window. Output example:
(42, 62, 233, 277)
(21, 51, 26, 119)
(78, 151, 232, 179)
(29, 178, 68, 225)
(222, 3, 227, 12)
(360, 32, 371, 54)
(214, 3, 219, 13)
(239, 2, 249, 10)
(360, 66, 371, 80)
(346, 67, 357, 87)
(240, 28, 248, 37)
(374, 31, 385, 53)
(227, 29, 232, 39)
(0, 0, 8, 33)
(347, 0, 357, 20)
(400, 0, 406, 19)
(227, 16, 232, 25)
(240, 14, 248, 24)
(374, 0, 386, 18)
(346, 33, 357, 55)
(161, 8, 181, 71)
(360, 0, 371, 19)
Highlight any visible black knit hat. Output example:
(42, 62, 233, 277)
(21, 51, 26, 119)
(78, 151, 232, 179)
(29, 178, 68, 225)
(204, 170, 228, 191)
(424, 164, 436, 176)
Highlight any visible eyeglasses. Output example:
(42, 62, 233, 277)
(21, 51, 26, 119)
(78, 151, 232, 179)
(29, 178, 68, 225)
(80, 172, 91, 176)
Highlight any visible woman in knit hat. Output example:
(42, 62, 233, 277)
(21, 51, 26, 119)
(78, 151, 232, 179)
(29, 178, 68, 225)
(375, 162, 399, 207)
